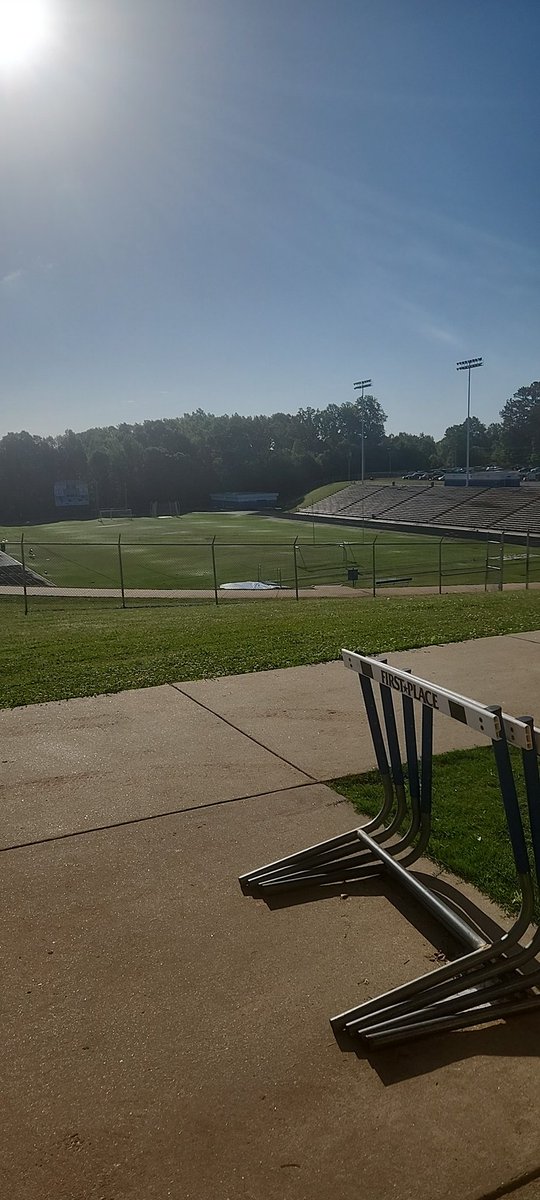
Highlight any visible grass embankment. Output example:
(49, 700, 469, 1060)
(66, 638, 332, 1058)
(293, 481, 349, 508)
(332, 746, 535, 915)
(1, 589, 539, 709)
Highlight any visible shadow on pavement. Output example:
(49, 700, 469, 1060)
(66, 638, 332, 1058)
(255, 872, 540, 1083)
(360, 1010, 540, 1085)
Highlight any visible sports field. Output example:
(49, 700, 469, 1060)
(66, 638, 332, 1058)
(2, 511, 537, 591)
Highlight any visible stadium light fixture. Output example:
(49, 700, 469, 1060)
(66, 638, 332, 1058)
(456, 358, 483, 487)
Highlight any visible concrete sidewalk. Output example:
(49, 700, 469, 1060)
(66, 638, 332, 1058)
(2, 580, 540, 600)
(2, 632, 540, 1199)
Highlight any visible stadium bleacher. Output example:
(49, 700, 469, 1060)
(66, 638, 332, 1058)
(0, 552, 52, 587)
(491, 497, 540, 532)
(423, 487, 535, 530)
(340, 484, 428, 518)
(306, 482, 386, 516)
(367, 486, 483, 525)
(300, 483, 540, 533)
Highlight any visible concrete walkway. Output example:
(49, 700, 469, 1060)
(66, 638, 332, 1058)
(2, 580, 540, 600)
(2, 632, 540, 1199)
(1, 578, 540, 600)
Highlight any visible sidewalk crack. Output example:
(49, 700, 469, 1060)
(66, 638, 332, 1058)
(0, 780, 328, 855)
(169, 682, 318, 782)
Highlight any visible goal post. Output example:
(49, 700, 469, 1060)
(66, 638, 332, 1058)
(98, 508, 133, 523)
(149, 500, 181, 517)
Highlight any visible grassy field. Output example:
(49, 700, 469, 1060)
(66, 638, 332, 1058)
(332, 746, 536, 915)
(1, 589, 539, 709)
(2, 511, 537, 590)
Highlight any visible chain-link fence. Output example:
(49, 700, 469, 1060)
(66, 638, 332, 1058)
(2, 529, 540, 612)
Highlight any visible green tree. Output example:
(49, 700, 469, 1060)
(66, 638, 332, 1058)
(386, 432, 438, 474)
(315, 395, 387, 477)
(499, 383, 540, 466)
(437, 417, 491, 469)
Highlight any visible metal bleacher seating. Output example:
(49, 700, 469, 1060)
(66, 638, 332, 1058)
(338, 484, 428, 519)
(0, 561, 51, 586)
(491, 495, 540, 533)
(373, 486, 483, 525)
(303, 482, 386, 516)
(428, 488, 540, 531)
(302, 482, 540, 534)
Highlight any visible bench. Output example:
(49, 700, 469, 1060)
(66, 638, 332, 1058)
(375, 575, 412, 586)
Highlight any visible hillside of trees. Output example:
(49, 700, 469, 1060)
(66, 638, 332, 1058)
(1, 382, 539, 522)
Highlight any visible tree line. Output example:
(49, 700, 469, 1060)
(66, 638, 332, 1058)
(1, 381, 539, 522)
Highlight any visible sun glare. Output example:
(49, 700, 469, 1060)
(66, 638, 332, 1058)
(0, 0, 53, 75)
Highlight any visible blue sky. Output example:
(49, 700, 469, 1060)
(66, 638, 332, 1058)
(0, 0, 538, 439)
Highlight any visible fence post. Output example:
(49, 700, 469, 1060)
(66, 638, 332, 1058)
(526, 530, 530, 589)
(21, 531, 28, 616)
(293, 537, 299, 601)
(484, 540, 490, 591)
(211, 536, 219, 606)
(117, 533, 126, 609)
(499, 531, 504, 591)
(438, 538, 443, 595)
(372, 537, 377, 598)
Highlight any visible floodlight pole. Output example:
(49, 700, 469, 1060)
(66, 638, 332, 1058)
(354, 377, 372, 541)
(354, 378, 372, 486)
(456, 358, 483, 487)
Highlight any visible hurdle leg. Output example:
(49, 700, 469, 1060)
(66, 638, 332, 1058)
(336, 713, 537, 1039)
(364, 991, 540, 1046)
(240, 672, 403, 895)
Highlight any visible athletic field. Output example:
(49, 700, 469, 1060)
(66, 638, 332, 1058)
(2, 511, 537, 591)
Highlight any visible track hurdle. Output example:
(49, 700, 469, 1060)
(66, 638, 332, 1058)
(239, 651, 540, 1045)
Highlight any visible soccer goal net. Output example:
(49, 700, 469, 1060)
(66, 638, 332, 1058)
(98, 508, 133, 523)
(150, 500, 181, 517)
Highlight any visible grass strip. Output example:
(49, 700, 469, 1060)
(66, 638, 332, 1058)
(1, 589, 539, 709)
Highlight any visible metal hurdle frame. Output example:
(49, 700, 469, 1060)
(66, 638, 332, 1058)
(239, 650, 540, 1045)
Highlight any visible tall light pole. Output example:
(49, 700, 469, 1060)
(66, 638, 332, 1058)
(354, 377, 372, 539)
(456, 358, 482, 487)
(353, 378, 372, 485)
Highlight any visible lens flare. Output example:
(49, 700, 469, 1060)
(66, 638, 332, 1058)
(0, 0, 53, 75)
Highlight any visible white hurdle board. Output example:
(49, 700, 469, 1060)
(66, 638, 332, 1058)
(342, 649, 535, 751)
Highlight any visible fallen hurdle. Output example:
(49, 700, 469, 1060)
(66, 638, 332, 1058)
(239, 650, 540, 1045)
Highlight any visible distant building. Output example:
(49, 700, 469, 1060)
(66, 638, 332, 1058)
(210, 492, 279, 509)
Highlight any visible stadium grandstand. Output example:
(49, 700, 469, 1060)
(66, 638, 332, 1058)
(299, 482, 540, 534)
(0, 548, 52, 587)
